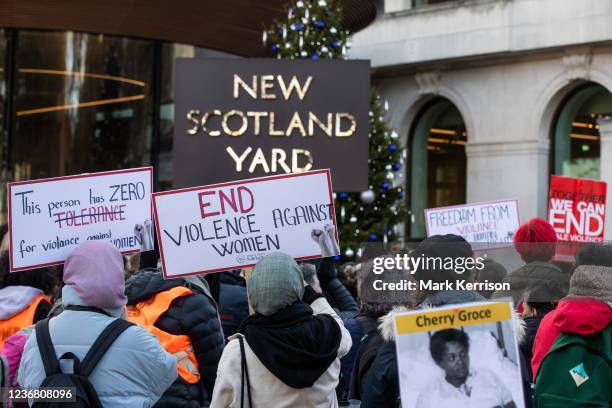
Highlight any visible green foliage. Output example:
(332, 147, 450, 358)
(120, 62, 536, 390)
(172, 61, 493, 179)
(265, 0, 407, 261)
(263, 0, 350, 60)
(335, 89, 407, 260)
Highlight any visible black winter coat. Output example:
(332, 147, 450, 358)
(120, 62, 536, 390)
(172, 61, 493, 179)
(360, 340, 399, 408)
(218, 271, 249, 339)
(125, 269, 225, 408)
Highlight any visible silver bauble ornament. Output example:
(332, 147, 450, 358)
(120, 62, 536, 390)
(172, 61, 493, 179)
(360, 190, 375, 204)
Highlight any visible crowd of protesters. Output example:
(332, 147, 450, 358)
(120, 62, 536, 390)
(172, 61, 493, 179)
(0, 217, 610, 407)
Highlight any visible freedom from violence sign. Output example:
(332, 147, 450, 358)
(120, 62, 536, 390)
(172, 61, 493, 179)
(424, 200, 520, 244)
(393, 302, 524, 408)
(153, 169, 339, 278)
(548, 175, 607, 242)
(8, 167, 153, 272)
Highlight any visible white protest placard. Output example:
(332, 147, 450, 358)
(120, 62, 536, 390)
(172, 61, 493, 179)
(8, 167, 153, 272)
(393, 301, 524, 408)
(425, 199, 520, 244)
(153, 169, 339, 278)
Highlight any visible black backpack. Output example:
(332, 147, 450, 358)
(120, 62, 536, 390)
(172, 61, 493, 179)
(32, 309, 134, 408)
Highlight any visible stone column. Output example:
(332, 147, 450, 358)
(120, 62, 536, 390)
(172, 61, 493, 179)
(465, 139, 550, 221)
(597, 117, 612, 240)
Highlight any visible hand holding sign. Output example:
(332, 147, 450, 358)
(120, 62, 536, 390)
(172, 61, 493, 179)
(310, 223, 340, 257)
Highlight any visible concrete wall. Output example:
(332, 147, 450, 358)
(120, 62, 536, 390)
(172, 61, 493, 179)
(352, 0, 612, 68)
(349, 0, 612, 238)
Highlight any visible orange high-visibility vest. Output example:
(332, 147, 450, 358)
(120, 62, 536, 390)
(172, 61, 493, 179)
(127, 286, 200, 383)
(0, 295, 49, 348)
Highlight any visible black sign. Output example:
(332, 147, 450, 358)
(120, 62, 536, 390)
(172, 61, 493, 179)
(173, 58, 370, 191)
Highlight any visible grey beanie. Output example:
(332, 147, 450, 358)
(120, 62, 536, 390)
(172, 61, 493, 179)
(248, 252, 305, 316)
(568, 265, 612, 306)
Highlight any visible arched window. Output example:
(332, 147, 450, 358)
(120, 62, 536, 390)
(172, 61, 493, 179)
(552, 83, 612, 179)
(409, 98, 467, 238)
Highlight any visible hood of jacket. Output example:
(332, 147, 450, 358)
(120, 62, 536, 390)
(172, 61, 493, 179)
(125, 268, 212, 305)
(238, 301, 341, 388)
(553, 297, 612, 335)
(379, 306, 410, 342)
(61, 285, 125, 318)
(0, 286, 44, 320)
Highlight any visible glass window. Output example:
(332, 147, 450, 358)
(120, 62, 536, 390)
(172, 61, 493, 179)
(413, 0, 458, 7)
(11, 30, 154, 181)
(553, 83, 612, 180)
(0, 28, 5, 143)
(0, 29, 6, 225)
(410, 98, 467, 238)
(157, 44, 239, 190)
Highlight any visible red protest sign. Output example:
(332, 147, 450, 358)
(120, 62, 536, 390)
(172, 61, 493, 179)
(548, 175, 607, 243)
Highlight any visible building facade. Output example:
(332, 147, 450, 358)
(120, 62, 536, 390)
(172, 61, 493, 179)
(350, 0, 612, 238)
(0, 1, 376, 224)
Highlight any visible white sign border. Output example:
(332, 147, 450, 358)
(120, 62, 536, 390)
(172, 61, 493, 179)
(7, 166, 153, 272)
(152, 169, 337, 279)
(424, 198, 521, 245)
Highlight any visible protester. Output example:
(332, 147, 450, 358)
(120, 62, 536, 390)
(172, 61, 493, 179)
(318, 257, 359, 319)
(572, 243, 612, 270)
(210, 252, 352, 408)
(18, 241, 177, 407)
(517, 281, 565, 407)
(493, 218, 569, 304)
(338, 262, 359, 300)
(472, 257, 508, 298)
(1, 354, 7, 403)
(345, 256, 421, 403)
(361, 235, 485, 407)
(531, 264, 612, 379)
(416, 328, 517, 408)
(219, 270, 249, 339)
(520, 282, 565, 367)
(0, 225, 9, 253)
(0, 251, 57, 347)
(125, 267, 225, 407)
(532, 264, 611, 406)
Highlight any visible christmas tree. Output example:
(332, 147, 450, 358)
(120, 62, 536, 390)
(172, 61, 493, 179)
(264, 0, 407, 261)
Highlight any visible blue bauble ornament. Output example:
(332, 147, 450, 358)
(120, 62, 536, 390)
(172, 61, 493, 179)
(316, 20, 325, 29)
(381, 182, 390, 190)
(388, 144, 397, 152)
(393, 163, 401, 171)
(331, 40, 338, 49)
(271, 44, 279, 52)
(311, 53, 320, 60)
(369, 233, 378, 241)
(339, 192, 348, 200)
(334, 255, 342, 261)
(294, 23, 303, 31)
(399, 191, 405, 199)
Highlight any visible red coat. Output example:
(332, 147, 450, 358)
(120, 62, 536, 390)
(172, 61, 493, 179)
(531, 297, 612, 379)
